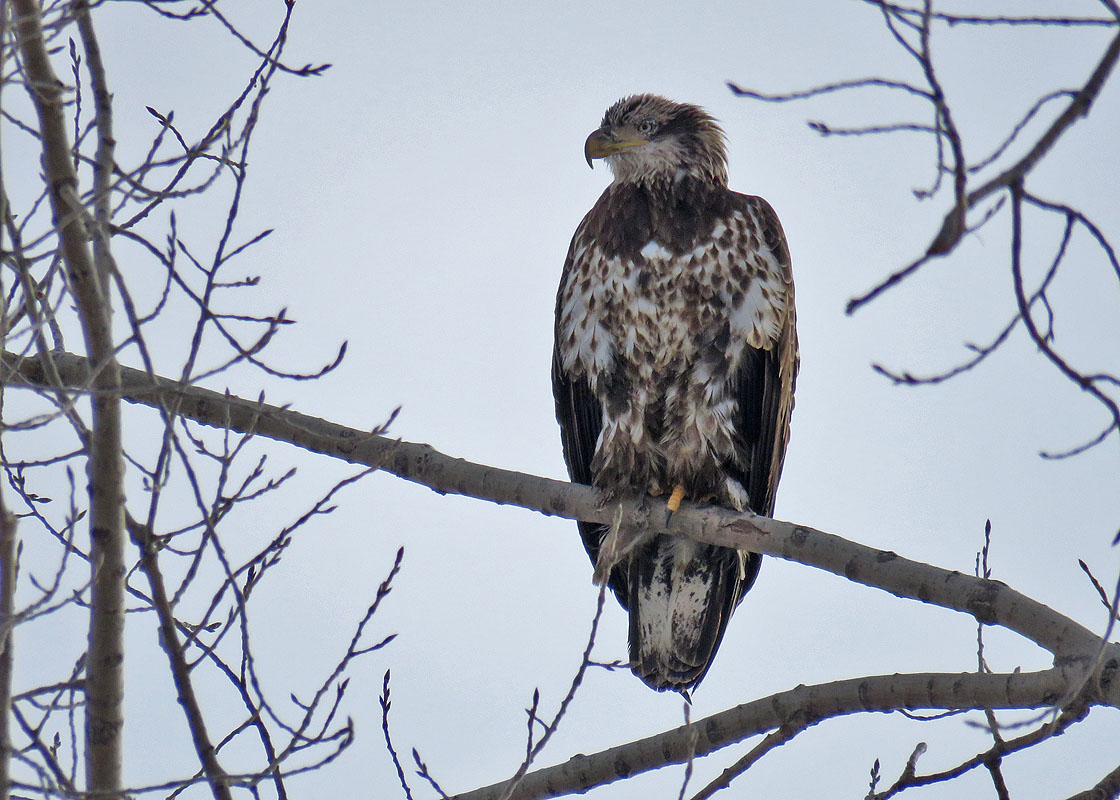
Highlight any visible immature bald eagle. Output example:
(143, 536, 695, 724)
(553, 95, 797, 692)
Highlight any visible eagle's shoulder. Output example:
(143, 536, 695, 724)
(727, 192, 793, 282)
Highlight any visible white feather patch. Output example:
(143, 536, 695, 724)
(637, 538, 713, 672)
(638, 240, 664, 261)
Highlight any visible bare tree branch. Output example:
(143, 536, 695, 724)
(2, 350, 1112, 670)
(10, 1, 127, 793)
(126, 513, 233, 800)
(869, 704, 1086, 799)
(451, 669, 1094, 800)
(964, 29, 1120, 212)
(689, 721, 804, 800)
(498, 585, 608, 800)
(758, 13, 1120, 314)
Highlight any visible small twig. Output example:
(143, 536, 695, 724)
(380, 669, 414, 800)
(413, 747, 449, 799)
(497, 584, 608, 800)
(968, 89, 1077, 173)
(846, 252, 934, 314)
(689, 722, 806, 800)
(1078, 560, 1120, 622)
(728, 77, 933, 102)
(676, 704, 697, 800)
(1009, 183, 1120, 456)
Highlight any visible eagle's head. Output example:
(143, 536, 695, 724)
(584, 94, 728, 187)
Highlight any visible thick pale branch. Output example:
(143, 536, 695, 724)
(449, 669, 1074, 800)
(10, 0, 127, 793)
(3, 350, 1114, 676)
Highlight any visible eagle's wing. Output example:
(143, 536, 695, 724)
(726, 193, 798, 521)
(552, 229, 632, 608)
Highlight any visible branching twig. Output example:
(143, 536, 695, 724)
(868, 705, 1086, 799)
(381, 669, 414, 800)
(498, 584, 609, 800)
(689, 721, 806, 800)
(127, 512, 234, 800)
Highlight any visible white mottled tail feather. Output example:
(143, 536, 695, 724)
(629, 536, 740, 691)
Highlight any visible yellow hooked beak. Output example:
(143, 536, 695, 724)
(584, 127, 649, 168)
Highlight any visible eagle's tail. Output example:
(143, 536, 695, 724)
(627, 535, 759, 692)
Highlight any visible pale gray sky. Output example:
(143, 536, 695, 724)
(8, 0, 1120, 797)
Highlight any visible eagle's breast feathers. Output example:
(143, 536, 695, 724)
(557, 186, 792, 507)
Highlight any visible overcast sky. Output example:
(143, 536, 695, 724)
(8, 0, 1120, 797)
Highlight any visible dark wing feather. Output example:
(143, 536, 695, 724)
(720, 194, 798, 600)
(552, 241, 631, 608)
(725, 193, 798, 520)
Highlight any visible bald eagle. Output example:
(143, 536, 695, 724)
(553, 95, 797, 692)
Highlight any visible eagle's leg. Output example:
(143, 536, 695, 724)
(664, 484, 686, 524)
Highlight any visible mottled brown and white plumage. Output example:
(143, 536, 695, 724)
(553, 94, 798, 692)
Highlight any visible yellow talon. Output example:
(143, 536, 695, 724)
(666, 484, 686, 513)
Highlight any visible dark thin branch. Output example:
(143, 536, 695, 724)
(969, 89, 1077, 174)
(966, 30, 1120, 210)
(689, 722, 806, 800)
(1008, 182, 1120, 456)
(876, 4, 1116, 27)
(381, 669, 414, 800)
(127, 513, 234, 800)
(869, 705, 1086, 799)
(413, 747, 450, 800)
(846, 252, 934, 314)
(808, 120, 937, 137)
(872, 206, 1072, 386)
(498, 584, 609, 800)
(1079, 560, 1120, 622)
(728, 77, 933, 102)
(197, 0, 331, 77)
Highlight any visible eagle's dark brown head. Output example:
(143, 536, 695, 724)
(584, 94, 729, 187)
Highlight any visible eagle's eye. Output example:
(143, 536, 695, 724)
(637, 118, 657, 137)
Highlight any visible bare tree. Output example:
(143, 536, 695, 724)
(0, 1, 1118, 800)
(2, 2, 388, 797)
